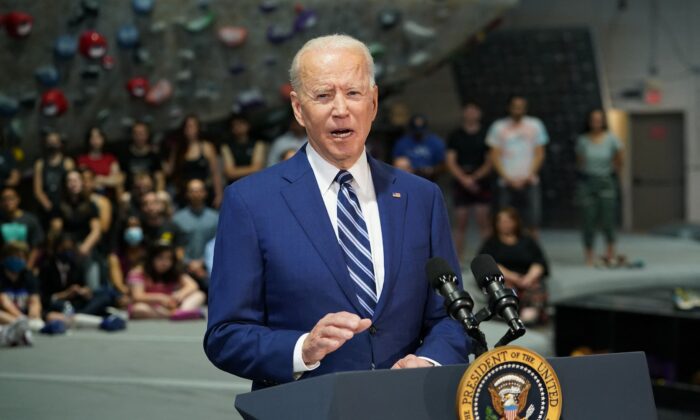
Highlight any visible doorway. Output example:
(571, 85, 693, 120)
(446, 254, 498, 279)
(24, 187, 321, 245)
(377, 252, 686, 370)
(629, 112, 685, 230)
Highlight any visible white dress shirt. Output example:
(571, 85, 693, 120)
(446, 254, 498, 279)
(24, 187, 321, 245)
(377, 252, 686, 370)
(292, 143, 437, 375)
(292, 143, 384, 374)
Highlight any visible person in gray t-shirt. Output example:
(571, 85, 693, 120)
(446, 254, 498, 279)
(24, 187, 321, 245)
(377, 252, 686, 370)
(266, 119, 307, 167)
(173, 179, 218, 292)
(576, 109, 624, 266)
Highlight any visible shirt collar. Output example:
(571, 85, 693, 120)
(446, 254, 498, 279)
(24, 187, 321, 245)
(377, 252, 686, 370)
(306, 142, 371, 194)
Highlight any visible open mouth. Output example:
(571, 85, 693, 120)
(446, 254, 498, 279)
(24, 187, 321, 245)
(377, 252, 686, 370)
(330, 129, 353, 139)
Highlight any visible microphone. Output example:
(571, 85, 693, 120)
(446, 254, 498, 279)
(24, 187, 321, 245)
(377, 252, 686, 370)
(470, 254, 525, 344)
(426, 257, 487, 356)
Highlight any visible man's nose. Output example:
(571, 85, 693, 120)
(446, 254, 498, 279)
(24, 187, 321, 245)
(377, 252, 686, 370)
(332, 94, 349, 117)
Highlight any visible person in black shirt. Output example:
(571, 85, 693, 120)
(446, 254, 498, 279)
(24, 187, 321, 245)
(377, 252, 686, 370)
(119, 121, 165, 193)
(478, 207, 548, 325)
(139, 191, 186, 261)
(220, 113, 266, 184)
(447, 102, 493, 260)
(33, 131, 76, 220)
(50, 170, 103, 290)
(0, 188, 44, 271)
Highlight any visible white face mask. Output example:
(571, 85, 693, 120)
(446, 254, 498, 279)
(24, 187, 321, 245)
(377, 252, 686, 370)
(124, 227, 144, 245)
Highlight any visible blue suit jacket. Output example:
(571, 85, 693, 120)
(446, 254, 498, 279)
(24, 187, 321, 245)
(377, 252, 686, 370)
(204, 146, 471, 389)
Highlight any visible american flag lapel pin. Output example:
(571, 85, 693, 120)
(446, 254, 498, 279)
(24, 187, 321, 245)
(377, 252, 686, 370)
(392, 192, 401, 198)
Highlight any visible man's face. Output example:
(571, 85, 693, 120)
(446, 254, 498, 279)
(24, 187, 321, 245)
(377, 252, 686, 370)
(0, 189, 19, 213)
(509, 97, 527, 120)
(66, 171, 83, 196)
(290, 47, 378, 169)
(186, 180, 207, 206)
(132, 124, 149, 147)
(141, 193, 163, 218)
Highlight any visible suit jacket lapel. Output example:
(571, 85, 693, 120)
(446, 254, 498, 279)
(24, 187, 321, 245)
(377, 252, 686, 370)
(369, 156, 406, 321)
(280, 148, 364, 315)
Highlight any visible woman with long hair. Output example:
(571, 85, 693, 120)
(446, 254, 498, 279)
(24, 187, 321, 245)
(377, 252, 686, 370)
(165, 115, 223, 208)
(576, 109, 624, 266)
(478, 207, 549, 325)
(127, 243, 205, 320)
(33, 131, 75, 219)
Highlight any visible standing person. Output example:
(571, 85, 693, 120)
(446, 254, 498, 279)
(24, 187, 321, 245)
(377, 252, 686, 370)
(478, 208, 549, 325)
(446, 102, 492, 260)
(576, 109, 624, 266)
(0, 188, 44, 271)
(266, 119, 308, 167)
(487, 95, 548, 235)
(205, 35, 471, 390)
(391, 114, 446, 181)
(33, 131, 75, 220)
(220, 113, 267, 183)
(77, 127, 123, 197)
(166, 115, 223, 208)
(173, 179, 218, 293)
(119, 121, 165, 193)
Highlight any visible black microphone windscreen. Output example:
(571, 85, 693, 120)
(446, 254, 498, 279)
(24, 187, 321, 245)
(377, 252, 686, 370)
(426, 257, 455, 289)
(470, 254, 502, 288)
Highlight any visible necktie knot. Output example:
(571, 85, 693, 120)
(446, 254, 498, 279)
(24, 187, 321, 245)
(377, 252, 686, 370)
(335, 170, 353, 187)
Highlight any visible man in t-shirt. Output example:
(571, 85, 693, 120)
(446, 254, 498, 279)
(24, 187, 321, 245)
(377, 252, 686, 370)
(173, 179, 218, 293)
(0, 188, 45, 270)
(392, 115, 446, 181)
(266, 119, 308, 167)
(486, 95, 548, 233)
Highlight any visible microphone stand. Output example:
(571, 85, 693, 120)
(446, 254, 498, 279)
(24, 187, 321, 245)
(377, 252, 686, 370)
(443, 287, 489, 357)
(473, 287, 527, 348)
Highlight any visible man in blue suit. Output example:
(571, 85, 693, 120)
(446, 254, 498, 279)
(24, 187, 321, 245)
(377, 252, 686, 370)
(204, 35, 471, 390)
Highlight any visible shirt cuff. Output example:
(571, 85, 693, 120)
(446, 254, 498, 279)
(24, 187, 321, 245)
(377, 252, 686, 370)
(293, 333, 320, 379)
(418, 356, 441, 367)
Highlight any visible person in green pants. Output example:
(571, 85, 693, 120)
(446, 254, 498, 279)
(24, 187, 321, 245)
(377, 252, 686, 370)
(576, 109, 624, 266)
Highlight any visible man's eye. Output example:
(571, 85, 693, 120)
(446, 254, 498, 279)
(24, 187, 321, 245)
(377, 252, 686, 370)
(316, 93, 329, 99)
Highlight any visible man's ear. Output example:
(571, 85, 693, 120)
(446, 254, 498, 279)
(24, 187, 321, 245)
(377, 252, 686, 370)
(290, 91, 306, 128)
(370, 85, 379, 121)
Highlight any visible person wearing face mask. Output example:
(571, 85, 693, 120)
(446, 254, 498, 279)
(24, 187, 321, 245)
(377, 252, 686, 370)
(107, 217, 146, 303)
(0, 241, 44, 334)
(33, 131, 75, 221)
(391, 114, 447, 181)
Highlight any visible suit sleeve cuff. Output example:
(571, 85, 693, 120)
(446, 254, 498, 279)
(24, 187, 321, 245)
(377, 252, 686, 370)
(417, 356, 441, 367)
(293, 333, 320, 379)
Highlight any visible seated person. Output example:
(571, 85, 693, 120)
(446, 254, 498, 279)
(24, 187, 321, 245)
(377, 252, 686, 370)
(108, 216, 146, 303)
(0, 187, 44, 271)
(477, 207, 549, 325)
(0, 242, 44, 331)
(172, 179, 218, 293)
(140, 191, 186, 261)
(127, 243, 206, 320)
(50, 169, 102, 289)
(40, 234, 119, 329)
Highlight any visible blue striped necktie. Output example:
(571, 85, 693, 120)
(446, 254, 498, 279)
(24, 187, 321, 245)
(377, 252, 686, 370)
(335, 170, 377, 318)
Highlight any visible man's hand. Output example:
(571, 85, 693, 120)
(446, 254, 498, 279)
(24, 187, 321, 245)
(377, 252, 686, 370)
(391, 354, 433, 369)
(302, 312, 372, 366)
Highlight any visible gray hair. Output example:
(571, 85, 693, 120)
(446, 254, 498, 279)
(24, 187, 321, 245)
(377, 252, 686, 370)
(289, 34, 376, 93)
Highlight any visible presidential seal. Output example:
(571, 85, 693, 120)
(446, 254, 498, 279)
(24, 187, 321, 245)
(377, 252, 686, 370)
(456, 346, 562, 420)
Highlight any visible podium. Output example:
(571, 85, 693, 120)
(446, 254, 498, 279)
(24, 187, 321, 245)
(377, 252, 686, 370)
(235, 352, 656, 419)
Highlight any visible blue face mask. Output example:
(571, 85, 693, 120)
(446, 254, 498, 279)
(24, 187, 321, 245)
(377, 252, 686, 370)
(124, 227, 144, 246)
(3, 256, 26, 273)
